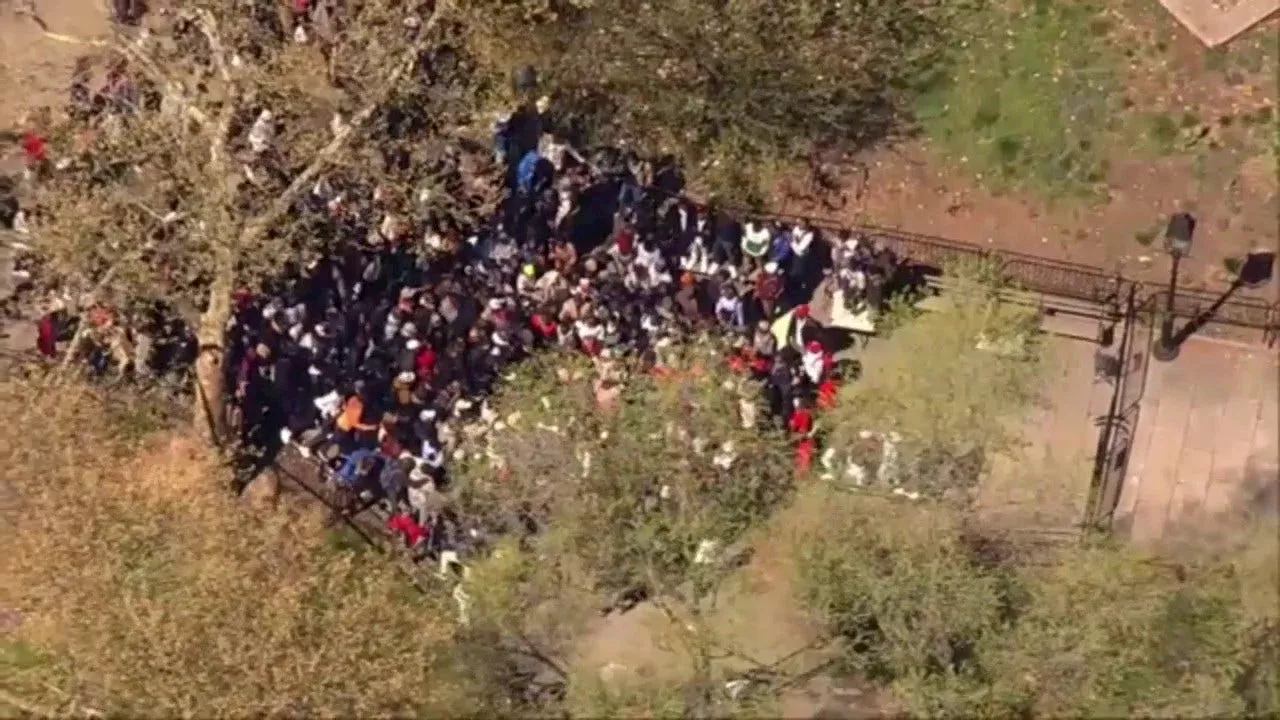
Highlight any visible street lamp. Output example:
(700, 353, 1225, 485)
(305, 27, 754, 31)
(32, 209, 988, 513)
(1152, 212, 1195, 362)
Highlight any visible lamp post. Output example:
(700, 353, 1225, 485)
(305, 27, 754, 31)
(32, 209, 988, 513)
(1152, 212, 1195, 362)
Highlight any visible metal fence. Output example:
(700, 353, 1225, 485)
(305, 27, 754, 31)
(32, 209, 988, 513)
(744, 208, 1278, 345)
(1085, 288, 1154, 529)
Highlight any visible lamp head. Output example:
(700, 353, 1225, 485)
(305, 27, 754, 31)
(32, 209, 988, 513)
(1165, 212, 1195, 257)
(1237, 251, 1275, 289)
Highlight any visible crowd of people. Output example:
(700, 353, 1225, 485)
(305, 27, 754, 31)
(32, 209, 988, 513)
(219, 99, 912, 566)
(2, 41, 915, 574)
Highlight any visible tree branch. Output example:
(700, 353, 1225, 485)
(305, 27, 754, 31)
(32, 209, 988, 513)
(240, 0, 452, 245)
(32, 20, 212, 126)
(193, 9, 239, 167)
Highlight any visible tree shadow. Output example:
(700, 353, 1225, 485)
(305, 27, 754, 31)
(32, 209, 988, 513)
(1157, 453, 1280, 547)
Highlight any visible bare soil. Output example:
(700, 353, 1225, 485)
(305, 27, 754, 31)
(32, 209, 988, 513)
(778, 13, 1278, 302)
(0, 0, 110, 128)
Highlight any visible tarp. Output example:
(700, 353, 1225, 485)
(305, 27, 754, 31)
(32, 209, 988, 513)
(770, 309, 795, 349)
(828, 289, 877, 334)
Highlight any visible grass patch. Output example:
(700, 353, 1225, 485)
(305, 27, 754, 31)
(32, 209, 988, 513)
(913, 0, 1120, 201)
(1144, 113, 1181, 154)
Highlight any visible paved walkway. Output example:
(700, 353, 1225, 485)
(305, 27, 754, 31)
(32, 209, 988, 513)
(1155, 0, 1279, 47)
(1115, 335, 1279, 545)
(980, 321, 1110, 533)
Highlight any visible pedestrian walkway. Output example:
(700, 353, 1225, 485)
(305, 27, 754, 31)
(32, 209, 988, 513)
(1115, 335, 1279, 545)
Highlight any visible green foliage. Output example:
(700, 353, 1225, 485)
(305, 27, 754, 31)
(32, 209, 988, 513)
(456, 348, 795, 598)
(827, 260, 1045, 497)
(791, 491, 1009, 682)
(465, 0, 960, 205)
(452, 347, 799, 715)
(793, 486, 1280, 719)
(913, 0, 1119, 199)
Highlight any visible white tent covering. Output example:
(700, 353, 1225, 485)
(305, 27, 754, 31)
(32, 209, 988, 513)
(828, 288, 877, 334)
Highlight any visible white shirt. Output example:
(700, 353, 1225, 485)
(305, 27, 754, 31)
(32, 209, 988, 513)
(248, 110, 274, 153)
(314, 391, 341, 419)
(802, 350, 826, 384)
(576, 320, 603, 341)
(790, 226, 815, 256)
(636, 244, 662, 270)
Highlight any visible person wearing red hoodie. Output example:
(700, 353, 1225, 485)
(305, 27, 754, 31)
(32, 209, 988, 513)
(21, 131, 47, 166)
(817, 376, 841, 411)
(387, 512, 429, 550)
(789, 398, 818, 475)
(788, 400, 815, 437)
(414, 343, 438, 381)
(36, 312, 59, 358)
(531, 310, 558, 344)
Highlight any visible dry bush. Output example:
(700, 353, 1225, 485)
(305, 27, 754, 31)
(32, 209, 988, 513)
(0, 379, 486, 718)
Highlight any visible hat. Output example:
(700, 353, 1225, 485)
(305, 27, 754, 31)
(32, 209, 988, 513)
(794, 304, 811, 319)
(396, 371, 416, 384)
(406, 338, 421, 351)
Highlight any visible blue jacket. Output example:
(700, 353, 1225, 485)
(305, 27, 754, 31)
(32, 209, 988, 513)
(337, 448, 378, 486)
(517, 150, 541, 193)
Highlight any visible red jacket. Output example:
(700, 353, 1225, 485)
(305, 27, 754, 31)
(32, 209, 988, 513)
(788, 408, 814, 436)
(387, 514, 428, 548)
(21, 132, 47, 165)
(36, 314, 57, 357)
(414, 347, 438, 380)
(756, 274, 783, 303)
(531, 314, 558, 340)
(795, 438, 816, 474)
(817, 380, 840, 410)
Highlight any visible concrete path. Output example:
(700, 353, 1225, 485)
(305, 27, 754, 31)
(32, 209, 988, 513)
(980, 314, 1113, 533)
(1155, 0, 1279, 47)
(1115, 335, 1279, 545)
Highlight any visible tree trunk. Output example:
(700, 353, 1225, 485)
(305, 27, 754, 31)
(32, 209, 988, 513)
(192, 264, 234, 447)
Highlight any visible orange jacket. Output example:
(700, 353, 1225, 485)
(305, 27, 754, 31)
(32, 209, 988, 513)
(337, 396, 377, 432)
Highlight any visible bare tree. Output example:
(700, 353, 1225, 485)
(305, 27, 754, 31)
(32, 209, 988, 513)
(23, 0, 489, 444)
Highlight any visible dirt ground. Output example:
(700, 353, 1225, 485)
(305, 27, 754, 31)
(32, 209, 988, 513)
(778, 12, 1278, 301)
(0, 0, 110, 127)
(3, 0, 1275, 301)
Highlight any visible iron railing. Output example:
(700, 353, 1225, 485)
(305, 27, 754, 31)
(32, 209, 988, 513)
(740, 207, 1277, 344)
(1085, 288, 1154, 529)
